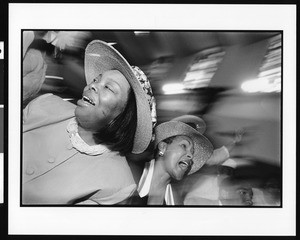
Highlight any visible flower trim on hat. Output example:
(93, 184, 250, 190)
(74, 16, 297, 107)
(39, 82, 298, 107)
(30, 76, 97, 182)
(132, 66, 157, 130)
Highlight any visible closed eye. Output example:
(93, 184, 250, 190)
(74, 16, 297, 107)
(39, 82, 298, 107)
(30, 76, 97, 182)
(105, 85, 114, 93)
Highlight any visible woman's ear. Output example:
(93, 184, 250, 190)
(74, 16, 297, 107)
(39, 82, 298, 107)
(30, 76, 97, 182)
(158, 141, 167, 154)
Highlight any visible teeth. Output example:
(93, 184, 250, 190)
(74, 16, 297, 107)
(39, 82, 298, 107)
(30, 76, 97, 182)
(179, 161, 189, 167)
(83, 96, 95, 106)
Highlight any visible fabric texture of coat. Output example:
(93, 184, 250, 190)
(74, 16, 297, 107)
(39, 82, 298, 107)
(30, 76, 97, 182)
(23, 94, 136, 205)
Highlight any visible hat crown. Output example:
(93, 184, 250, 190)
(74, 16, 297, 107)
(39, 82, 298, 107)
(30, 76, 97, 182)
(172, 115, 206, 134)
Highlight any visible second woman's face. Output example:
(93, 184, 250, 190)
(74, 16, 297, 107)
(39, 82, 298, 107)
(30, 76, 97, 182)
(163, 135, 194, 181)
(75, 70, 131, 131)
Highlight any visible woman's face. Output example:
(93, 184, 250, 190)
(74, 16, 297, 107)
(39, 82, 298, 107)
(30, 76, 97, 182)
(162, 135, 194, 181)
(75, 70, 131, 131)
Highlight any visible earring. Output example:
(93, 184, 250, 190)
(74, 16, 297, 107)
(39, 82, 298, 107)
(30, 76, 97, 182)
(158, 151, 164, 157)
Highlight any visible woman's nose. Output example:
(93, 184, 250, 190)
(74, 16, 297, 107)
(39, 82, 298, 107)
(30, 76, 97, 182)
(186, 146, 194, 159)
(88, 83, 98, 93)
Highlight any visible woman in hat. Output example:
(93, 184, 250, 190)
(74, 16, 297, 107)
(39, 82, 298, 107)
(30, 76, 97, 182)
(137, 116, 213, 205)
(23, 40, 156, 205)
(168, 115, 245, 206)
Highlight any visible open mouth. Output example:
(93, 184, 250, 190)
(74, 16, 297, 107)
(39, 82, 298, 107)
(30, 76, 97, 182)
(178, 160, 191, 170)
(82, 96, 95, 106)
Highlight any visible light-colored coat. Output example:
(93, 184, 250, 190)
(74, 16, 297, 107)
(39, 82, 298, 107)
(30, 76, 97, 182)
(23, 94, 136, 204)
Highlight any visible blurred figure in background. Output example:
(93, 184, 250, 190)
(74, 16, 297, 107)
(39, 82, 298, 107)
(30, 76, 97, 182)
(136, 116, 213, 205)
(23, 31, 47, 107)
(23, 30, 92, 107)
(218, 159, 281, 206)
(182, 158, 237, 205)
(260, 177, 281, 206)
(219, 176, 254, 206)
(42, 31, 91, 53)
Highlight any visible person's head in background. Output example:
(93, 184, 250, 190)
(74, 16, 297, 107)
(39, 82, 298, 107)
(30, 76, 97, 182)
(219, 177, 255, 206)
(262, 177, 281, 206)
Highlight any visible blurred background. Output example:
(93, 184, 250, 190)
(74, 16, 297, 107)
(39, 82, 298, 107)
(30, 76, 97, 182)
(24, 30, 282, 206)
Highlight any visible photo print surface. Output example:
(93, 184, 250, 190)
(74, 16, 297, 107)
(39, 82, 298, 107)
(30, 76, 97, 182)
(8, 4, 296, 236)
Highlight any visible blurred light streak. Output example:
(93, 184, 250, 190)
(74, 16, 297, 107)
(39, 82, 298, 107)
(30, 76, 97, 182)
(45, 75, 64, 80)
(241, 77, 281, 93)
(63, 98, 75, 101)
(134, 31, 150, 36)
(162, 83, 186, 95)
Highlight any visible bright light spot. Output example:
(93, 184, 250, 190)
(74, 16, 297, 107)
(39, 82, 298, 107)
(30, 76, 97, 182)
(162, 83, 185, 95)
(241, 77, 281, 93)
(107, 42, 117, 46)
(134, 31, 150, 36)
(63, 98, 75, 101)
(45, 75, 64, 80)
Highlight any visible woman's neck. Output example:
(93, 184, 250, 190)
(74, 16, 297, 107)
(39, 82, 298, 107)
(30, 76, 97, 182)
(77, 124, 97, 146)
(147, 159, 171, 205)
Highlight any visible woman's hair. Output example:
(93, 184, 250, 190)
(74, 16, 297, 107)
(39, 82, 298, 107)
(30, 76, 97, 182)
(93, 88, 137, 156)
(154, 135, 177, 157)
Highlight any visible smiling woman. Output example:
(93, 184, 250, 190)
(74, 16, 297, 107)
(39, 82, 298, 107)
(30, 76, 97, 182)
(22, 39, 157, 205)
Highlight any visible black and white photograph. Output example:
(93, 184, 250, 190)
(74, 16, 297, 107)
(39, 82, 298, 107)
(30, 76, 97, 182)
(8, 3, 296, 237)
(21, 30, 282, 207)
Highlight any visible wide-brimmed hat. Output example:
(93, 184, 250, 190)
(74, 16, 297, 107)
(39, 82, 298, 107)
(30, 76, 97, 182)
(154, 117, 213, 175)
(84, 40, 157, 154)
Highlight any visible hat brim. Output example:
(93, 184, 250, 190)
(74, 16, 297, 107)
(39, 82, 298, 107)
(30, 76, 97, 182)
(84, 40, 152, 154)
(155, 121, 213, 175)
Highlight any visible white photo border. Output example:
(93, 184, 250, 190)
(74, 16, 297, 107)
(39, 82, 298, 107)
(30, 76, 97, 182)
(8, 3, 296, 236)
